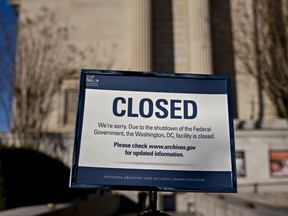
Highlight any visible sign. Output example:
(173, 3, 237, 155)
(70, 70, 237, 192)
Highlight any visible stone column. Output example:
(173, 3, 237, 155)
(132, 0, 152, 71)
(186, 0, 212, 74)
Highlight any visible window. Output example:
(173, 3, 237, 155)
(64, 89, 78, 125)
(270, 151, 288, 177)
(236, 151, 246, 177)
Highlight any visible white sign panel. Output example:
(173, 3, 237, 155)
(70, 70, 237, 192)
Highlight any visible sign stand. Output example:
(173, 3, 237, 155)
(138, 191, 170, 216)
(70, 70, 237, 214)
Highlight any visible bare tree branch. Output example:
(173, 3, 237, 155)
(10, 7, 117, 149)
(11, 8, 75, 147)
(234, 0, 288, 119)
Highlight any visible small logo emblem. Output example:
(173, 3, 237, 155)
(86, 75, 99, 87)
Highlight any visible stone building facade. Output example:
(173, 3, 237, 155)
(9, 0, 288, 195)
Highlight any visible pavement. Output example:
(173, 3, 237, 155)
(120, 211, 202, 216)
(218, 194, 288, 216)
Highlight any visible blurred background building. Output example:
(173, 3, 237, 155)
(1, 0, 288, 215)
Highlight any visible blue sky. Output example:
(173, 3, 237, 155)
(0, 0, 17, 132)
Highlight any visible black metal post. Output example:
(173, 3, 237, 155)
(149, 191, 157, 211)
(137, 191, 170, 216)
